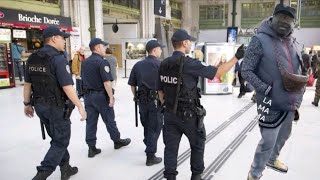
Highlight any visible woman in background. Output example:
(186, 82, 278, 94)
(72, 46, 85, 97)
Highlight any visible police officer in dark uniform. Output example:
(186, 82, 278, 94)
(23, 26, 87, 180)
(128, 40, 164, 166)
(82, 38, 131, 158)
(157, 29, 245, 180)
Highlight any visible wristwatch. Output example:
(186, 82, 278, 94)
(23, 101, 31, 106)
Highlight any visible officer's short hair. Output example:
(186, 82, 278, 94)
(44, 37, 51, 44)
(90, 45, 96, 51)
(147, 49, 153, 54)
(172, 41, 183, 49)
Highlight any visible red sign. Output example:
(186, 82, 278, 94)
(0, 8, 72, 31)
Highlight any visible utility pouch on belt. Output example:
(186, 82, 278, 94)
(64, 100, 75, 120)
(195, 106, 206, 129)
(149, 90, 158, 100)
(182, 110, 194, 121)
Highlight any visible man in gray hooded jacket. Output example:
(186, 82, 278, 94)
(241, 4, 306, 180)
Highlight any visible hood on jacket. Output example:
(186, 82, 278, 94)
(257, 17, 293, 40)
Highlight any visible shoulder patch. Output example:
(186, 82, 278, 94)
(66, 65, 70, 74)
(104, 66, 110, 73)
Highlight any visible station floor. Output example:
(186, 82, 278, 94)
(0, 71, 319, 180)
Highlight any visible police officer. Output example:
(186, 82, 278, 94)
(23, 26, 87, 180)
(82, 38, 131, 158)
(157, 29, 244, 180)
(128, 40, 165, 166)
(312, 60, 320, 107)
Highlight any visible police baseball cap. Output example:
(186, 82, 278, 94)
(42, 26, 70, 39)
(273, 3, 296, 19)
(171, 29, 197, 42)
(89, 38, 109, 49)
(146, 40, 165, 51)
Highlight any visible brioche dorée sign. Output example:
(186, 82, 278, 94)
(0, 8, 71, 31)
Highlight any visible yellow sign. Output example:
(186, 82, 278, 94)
(0, 78, 10, 87)
(313, 45, 320, 51)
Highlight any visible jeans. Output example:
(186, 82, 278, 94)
(34, 102, 71, 172)
(84, 91, 121, 146)
(14, 60, 23, 81)
(250, 111, 294, 178)
(76, 79, 83, 97)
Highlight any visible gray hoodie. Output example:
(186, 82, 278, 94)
(241, 17, 304, 127)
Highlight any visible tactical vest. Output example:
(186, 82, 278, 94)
(159, 57, 200, 112)
(28, 50, 66, 106)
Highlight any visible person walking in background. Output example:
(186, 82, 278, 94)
(12, 39, 26, 83)
(302, 53, 315, 87)
(105, 47, 118, 88)
(312, 62, 320, 107)
(241, 4, 307, 180)
(310, 50, 318, 74)
(72, 46, 85, 97)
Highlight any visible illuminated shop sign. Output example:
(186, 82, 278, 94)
(0, 8, 71, 30)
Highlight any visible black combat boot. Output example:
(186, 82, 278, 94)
(114, 138, 131, 149)
(146, 155, 162, 166)
(60, 163, 78, 180)
(312, 101, 319, 107)
(88, 146, 101, 158)
(165, 175, 176, 180)
(191, 174, 203, 180)
(32, 170, 53, 180)
(237, 92, 245, 98)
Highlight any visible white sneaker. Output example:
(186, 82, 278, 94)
(247, 172, 260, 180)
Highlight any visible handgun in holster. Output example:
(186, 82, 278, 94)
(64, 100, 75, 120)
(195, 106, 206, 130)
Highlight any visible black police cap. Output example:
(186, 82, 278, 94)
(171, 29, 197, 42)
(89, 38, 109, 49)
(145, 40, 165, 51)
(273, 3, 296, 19)
(42, 26, 70, 39)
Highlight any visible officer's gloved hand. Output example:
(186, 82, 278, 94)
(294, 109, 300, 122)
(133, 96, 139, 102)
(235, 44, 245, 60)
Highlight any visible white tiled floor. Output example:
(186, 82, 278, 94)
(0, 71, 319, 180)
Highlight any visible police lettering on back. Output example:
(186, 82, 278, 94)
(160, 75, 177, 84)
(29, 65, 46, 73)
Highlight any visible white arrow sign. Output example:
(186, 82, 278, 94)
(159, 7, 162, 14)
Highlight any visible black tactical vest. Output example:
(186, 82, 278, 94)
(28, 50, 66, 106)
(159, 58, 180, 111)
(160, 57, 200, 112)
